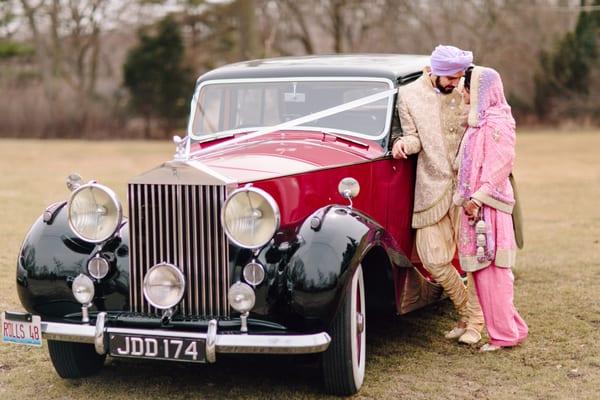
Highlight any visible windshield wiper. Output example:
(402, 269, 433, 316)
(194, 131, 237, 143)
(321, 130, 369, 149)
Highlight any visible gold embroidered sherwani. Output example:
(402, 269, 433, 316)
(396, 69, 484, 332)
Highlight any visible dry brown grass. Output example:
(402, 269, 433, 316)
(1, 131, 599, 399)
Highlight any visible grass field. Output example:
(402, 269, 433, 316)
(1, 131, 599, 399)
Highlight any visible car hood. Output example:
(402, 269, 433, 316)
(199, 131, 386, 182)
(130, 131, 385, 185)
(131, 131, 384, 184)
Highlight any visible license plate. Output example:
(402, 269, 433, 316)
(109, 334, 206, 363)
(1, 311, 42, 347)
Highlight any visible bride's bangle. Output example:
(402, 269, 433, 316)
(469, 197, 482, 207)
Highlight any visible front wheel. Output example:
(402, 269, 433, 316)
(47, 340, 106, 379)
(322, 265, 366, 395)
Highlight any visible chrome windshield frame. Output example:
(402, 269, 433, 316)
(186, 76, 396, 153)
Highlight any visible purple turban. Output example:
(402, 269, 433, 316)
(430, 45, 473, 76)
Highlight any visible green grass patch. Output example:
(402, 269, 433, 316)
(0, 41, 35, 59)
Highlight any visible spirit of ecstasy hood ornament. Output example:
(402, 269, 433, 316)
(173, 135, 189, 160)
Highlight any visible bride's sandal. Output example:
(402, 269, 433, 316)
(479, 343, 503, 352)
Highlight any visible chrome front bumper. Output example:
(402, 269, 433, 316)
(42, 313, 331, 362)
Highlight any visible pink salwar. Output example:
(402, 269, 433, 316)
(472, 263, 528, 346)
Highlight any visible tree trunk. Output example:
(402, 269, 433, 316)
(237, 0, 259, 59)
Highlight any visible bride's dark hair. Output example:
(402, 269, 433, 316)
(464, 66, 474, 91)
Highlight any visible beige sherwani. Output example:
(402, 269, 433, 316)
(396, 69, 484, 331)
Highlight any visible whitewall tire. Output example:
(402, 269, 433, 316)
(322, 265, 366, 395)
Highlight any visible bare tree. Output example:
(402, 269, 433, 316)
(0, 0, 20, 38)
(237, 0, 259, 59)
(270, 0, 316, 54)
(19, 0, 129, 136)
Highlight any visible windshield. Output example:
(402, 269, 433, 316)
(188, 78, 394, 141)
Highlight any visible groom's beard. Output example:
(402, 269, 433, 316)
(436, 77, 455, 94)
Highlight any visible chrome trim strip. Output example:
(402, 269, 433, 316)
(220, 186, 229, 315)
(41, 322, 95, 344)
(136, 184, 143, 311)
(144, 184, 150, 314)
(151, 184, 157, 276)
(176, 185, 185, 315)
(212, 186, 219, 316)
(43, 200, 67, 224)
(199, 186, 206, 315)
(42, 320, 331, 355)
(166, 185, 171, 269)
(215, 332, 331, 354)
(128, 185, 136, 311)
(206, 186, 213, 315)
(94, 312, 107, 354)
(192, 186, 199, 316)
(185, 185, 192, 313)
(158, 184, 163, 263)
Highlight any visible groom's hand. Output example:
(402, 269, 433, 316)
(392, 140, 408, 159)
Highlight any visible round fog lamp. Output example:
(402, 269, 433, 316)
(143, 263, 186, 310)
(228, 282, 255, 313)
(72, 274, 95, 304)
(243, 261, 265, 286)
(88, 256, 110, 279)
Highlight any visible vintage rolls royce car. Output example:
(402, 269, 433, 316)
(3, 54, 453, 395)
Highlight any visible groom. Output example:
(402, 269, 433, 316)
(393, 45, 484, 344)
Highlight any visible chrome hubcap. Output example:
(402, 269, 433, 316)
(356, 312, 364, 334)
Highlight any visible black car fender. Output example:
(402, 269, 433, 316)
(283, 205, 412, 328)
(16, 203, 130, 319)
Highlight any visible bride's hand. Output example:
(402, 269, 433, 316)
(463, 200, 480, 222)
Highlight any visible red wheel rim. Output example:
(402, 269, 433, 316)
(356, 283, 362, 361)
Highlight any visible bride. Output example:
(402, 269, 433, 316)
(454, 66, 528, 352)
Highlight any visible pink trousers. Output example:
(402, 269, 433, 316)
(472, 264, 528, 347)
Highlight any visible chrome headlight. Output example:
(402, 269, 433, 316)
(221, 187, 280, 249)
(72, 274, 95, 304)
(67, 183, 122, 243)
(143, 263, 186, 310)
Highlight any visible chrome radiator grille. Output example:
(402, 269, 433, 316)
(128, 183, 230, 318)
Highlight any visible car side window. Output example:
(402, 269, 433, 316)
(388, 73, 422, 150)
(389, 102, 403, 149)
